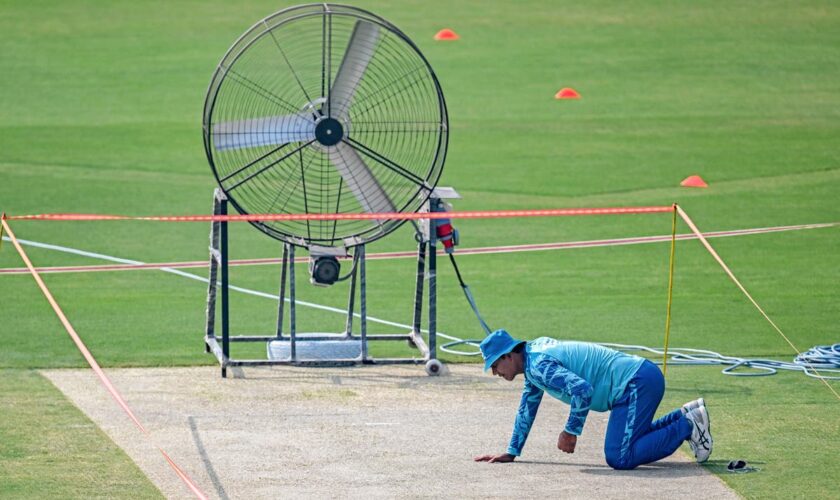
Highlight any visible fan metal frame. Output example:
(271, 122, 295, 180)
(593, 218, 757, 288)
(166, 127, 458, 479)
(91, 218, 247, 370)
(202, 3, 449, 248)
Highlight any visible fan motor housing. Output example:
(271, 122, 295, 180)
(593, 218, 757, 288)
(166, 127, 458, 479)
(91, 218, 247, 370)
(309, 256, 341, 286)
(314, 118, 344, 146)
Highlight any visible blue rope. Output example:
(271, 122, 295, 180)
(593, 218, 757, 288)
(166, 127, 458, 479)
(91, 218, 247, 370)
(445, 254, 491, 354)
(462, 284, 492, 335)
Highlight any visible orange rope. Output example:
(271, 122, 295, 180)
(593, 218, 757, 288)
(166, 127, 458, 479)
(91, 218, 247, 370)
(0, 217, 208, 499)
(5, 205, 674, 222)
(675, 206, 840, 401)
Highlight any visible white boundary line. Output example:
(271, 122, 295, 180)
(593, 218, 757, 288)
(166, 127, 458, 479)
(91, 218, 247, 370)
(0, 235, 462, 342)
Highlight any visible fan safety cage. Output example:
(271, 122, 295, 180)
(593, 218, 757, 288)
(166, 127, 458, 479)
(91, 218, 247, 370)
(203, 3, 449, 247)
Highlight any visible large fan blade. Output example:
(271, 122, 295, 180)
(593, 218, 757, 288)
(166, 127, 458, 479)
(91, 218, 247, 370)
(329, 142, 395, 215)
(212, 114, 316, 151)
(329, 21, 380, 121)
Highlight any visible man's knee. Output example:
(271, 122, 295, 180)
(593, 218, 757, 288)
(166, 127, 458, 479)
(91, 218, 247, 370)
(605, 449, 637, 470)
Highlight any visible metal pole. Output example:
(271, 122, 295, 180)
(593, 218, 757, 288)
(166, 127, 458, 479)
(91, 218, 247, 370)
(220, 197, 229, 378)
(205, 191, 222, 353)
(360, 244, 368, 361)
(345, 250, 358, 337)
(411, 240, 426, 336)
(289, 244, 297, 362)
(428, 220, 437, 360)
(276, 243, 289, 339)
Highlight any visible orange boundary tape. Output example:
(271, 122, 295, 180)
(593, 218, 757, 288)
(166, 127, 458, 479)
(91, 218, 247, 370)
(5, 206, 674, 222)
(0, 217, 208, 499)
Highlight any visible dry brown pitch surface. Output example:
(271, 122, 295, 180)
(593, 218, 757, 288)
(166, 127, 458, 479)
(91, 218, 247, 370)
(43, 365, 737, 499)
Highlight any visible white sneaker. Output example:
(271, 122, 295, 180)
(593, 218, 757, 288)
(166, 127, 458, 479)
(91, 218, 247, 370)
(685, 406, 713, 463)
(681, 397, 705, 415)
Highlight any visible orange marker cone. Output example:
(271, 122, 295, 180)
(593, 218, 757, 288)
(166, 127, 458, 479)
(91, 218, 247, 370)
(555, 88, 580, 99)
(680, 175, 708, 188)
(434, 28, 460, 41)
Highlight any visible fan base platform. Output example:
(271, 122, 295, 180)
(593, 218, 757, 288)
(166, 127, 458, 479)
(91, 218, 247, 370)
(267, 334, 363, 362)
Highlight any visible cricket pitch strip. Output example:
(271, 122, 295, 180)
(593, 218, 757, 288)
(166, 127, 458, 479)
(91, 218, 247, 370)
(42, 365, 737, 499)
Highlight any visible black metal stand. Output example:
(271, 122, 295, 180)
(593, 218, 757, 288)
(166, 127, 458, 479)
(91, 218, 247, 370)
(204, 188, 441, 377)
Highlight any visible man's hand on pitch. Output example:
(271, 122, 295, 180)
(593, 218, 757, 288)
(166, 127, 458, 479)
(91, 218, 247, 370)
(474, 453, 516, 463)
(558, 431, 577, 453)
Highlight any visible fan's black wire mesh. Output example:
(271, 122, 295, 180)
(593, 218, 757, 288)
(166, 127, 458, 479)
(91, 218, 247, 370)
(203, 4, 448, 247)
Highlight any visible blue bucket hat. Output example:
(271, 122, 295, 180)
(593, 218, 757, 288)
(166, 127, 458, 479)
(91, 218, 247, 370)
(480, 329, 525, 371)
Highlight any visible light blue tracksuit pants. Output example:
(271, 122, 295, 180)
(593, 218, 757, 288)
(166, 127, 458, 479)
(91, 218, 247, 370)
(604, 359, 693, 470)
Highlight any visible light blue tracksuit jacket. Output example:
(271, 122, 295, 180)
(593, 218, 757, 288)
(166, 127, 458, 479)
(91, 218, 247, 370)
(507, 338, 644, 456)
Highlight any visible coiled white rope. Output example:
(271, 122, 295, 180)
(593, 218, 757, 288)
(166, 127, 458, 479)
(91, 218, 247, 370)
(440, 339, 840, 380)
(600, 343, 840, 380)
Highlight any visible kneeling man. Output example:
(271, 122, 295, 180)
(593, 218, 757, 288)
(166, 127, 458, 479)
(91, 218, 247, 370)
(474, 330, 712, 469)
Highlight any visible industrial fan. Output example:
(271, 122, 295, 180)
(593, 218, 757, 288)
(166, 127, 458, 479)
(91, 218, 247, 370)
(201, 4, 452, 376)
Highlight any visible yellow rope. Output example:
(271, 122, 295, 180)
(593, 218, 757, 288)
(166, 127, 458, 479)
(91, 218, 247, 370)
(662, 204, 677, 375)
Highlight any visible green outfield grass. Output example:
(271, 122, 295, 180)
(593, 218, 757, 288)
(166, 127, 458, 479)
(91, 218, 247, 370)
(0, 370, 161, 498)
(1, 1, 839, 498)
